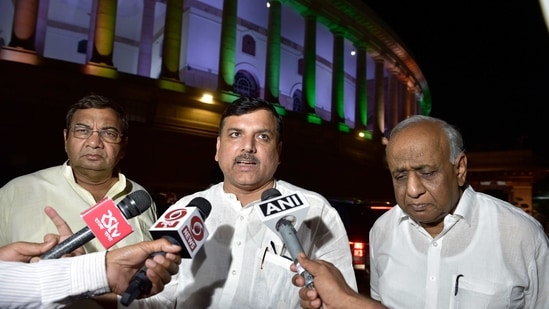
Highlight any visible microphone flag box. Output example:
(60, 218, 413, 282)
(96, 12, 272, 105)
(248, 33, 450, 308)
(149, 206, 209, 258)
(81, 197, 134, 249)
(255, 191, 310, 233)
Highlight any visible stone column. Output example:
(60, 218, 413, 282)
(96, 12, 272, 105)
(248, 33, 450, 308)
(89, 0, 118, 66)
(217, 0, 237, 92)
(264, 0, 281, 103)
(159, 0, 183, 80)
(301, 13, 316, 115)
(8, 0, 39, 50)
(354, 44, 367, 131)
(330, 29, 345, 124)
(373, 57, 385, 139)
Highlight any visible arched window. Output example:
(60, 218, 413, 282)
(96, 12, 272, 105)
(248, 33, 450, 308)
(242, 34, 256, 56)
(234, 70, 259, 97)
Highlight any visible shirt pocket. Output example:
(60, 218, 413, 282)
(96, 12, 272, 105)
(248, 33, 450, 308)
(449, 274, 512, 309)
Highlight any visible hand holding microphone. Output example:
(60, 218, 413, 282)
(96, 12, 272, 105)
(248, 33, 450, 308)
(120, 196, 212, 306)
(257, 188, 314, 288)
(41, 190, 152, 260)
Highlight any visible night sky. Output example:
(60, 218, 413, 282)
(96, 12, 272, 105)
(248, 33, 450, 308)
(365, 1, 549, 157)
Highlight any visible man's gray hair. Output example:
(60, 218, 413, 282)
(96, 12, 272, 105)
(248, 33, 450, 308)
(389, 115, 465, 163)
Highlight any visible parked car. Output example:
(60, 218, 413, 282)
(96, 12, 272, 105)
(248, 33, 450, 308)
(330, 198, 394, 296)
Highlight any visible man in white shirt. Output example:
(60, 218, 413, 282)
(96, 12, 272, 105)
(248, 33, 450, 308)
(0, 94, 157, 253)
(127, 97, 356, 308)
(0, 93, 158, 307)
(293, 115, 549, 309)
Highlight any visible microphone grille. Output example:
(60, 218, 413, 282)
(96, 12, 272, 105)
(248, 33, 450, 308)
(189, 197, 212, 219)
(261, 188, 281, 201)
(118, 190, 152, 218)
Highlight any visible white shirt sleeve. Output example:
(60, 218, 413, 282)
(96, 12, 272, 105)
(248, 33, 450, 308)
(0, 252, 110, 308)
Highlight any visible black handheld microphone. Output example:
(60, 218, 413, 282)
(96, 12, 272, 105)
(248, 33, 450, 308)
(41, 190, 152, 260)
(120, 197, 212, 306)
(257, 188, 314, 288)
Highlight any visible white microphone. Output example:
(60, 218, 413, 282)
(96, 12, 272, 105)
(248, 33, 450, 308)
(41, 190, 152, 260)
(256, 188, 314, 287)
(120, 197, 212, 306)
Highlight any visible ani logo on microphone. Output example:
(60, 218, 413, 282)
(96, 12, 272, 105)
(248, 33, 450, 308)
(255, 191, 310, 233)
(81, 197, 134, 249)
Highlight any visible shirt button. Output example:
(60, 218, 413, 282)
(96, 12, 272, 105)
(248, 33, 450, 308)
(430, 276, 436, 281)
(432, 242, 438, 247)
(236, 240, 241, 246)
(232, 270, 237, 275)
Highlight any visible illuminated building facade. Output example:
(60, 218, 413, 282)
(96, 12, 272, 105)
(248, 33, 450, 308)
(0, 0, 430, 199)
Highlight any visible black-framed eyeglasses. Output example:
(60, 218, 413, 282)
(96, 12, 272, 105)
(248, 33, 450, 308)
(70, 125, 123, 143)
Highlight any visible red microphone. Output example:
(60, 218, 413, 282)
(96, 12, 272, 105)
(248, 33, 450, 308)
(41, 190, 152, 259)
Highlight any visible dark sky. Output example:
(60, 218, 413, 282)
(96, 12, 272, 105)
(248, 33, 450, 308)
(364, 1, 549, 156)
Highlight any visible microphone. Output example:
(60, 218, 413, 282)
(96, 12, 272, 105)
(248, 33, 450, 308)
(256, 188, 314, 288)
(41, 190, 152, 260)
(120, 197, 212, 306)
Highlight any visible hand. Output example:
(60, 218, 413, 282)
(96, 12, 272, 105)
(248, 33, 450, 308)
(291, 253, 386, 309)
(105, 238, 182, 298)
(0, 239, 58, 262)
(0, 207, 81, 263)
(40, 206, 85, 260)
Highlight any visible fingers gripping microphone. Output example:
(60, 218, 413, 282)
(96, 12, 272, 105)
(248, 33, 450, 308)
(257, 188, 314, 288)
(41, 190, 152, 260)
(120, 197, 212, 306)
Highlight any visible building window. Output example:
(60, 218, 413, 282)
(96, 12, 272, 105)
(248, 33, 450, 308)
(242, 34, 256, 56)
(234, 70, 259, 97)
(77, 39, 87, 54)
(298, 58, 304, 76)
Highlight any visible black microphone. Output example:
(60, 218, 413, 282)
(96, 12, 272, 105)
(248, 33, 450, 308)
(120, 197, 212, 306)
(257, 188, 314, 288)
(41, 190, 152, 260)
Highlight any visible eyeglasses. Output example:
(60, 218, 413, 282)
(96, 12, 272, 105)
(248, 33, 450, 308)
(70, 125, 123, 143)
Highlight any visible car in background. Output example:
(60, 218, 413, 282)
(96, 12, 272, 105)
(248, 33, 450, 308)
(330, 198, 394, 296)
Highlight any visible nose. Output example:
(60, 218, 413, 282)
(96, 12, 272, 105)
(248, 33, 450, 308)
(242, 137, 256, 153)
(86, 130, 104, 147)
(406, 173, 425, 198)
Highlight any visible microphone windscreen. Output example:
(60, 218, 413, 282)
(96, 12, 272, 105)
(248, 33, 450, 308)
(187, 197, 212, 219)
(261, 188, 282, 201)
(117, 190, 152, 218)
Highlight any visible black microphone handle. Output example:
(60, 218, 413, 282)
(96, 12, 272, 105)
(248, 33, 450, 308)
(120, 236, 180, 307)
(276, 219, 315, 288)
(41, 227, 95, 259)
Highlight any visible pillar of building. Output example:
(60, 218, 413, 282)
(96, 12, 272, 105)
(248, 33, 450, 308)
(264, 0, 281, 103)
(406, 85, 417, 117)
(159, 0, 183, 80)
(137, 0, 155, 77)
(330, 29, 345, 124)
(397, 77, 407, 121)
(373, 56, 385, 139)
(217, 0, 238, 93)
(301, 13, 317, 115)
(89, 0, 118, 66)
(7, 0, 39, 51)
(387, 70, 399, 130)
(354, 44, 368, 131)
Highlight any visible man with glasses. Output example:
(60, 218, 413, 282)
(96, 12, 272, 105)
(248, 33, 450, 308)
(0, 93, 157, 307)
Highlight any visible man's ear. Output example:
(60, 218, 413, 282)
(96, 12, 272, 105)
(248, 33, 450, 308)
(455, 153, 467, 187)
